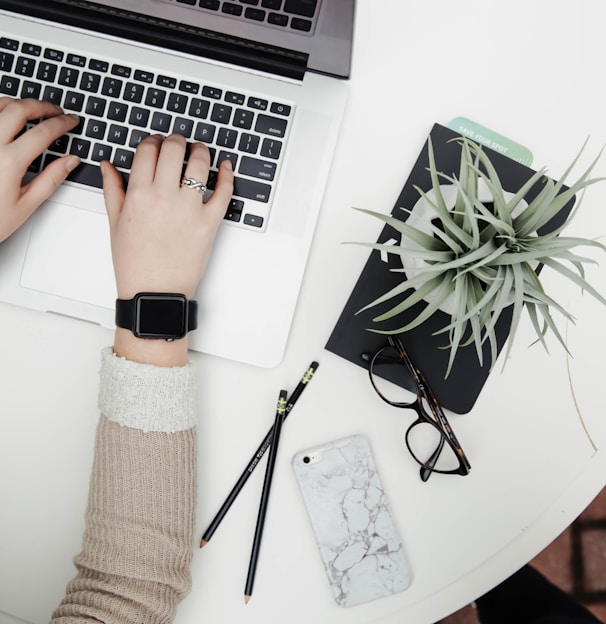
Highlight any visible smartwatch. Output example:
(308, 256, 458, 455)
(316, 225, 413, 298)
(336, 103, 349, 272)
(115, 293, 198, 341)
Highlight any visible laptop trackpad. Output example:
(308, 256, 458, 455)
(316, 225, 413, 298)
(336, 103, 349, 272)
(20, 201, 115, 309)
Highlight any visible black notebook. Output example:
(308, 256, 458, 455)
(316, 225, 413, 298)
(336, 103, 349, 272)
(326, 123, 574, 414)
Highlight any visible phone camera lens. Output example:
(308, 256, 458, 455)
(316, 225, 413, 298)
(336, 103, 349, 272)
(303, 456, 311, 464)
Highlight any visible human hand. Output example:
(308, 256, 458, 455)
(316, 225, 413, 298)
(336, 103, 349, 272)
(101, 134, 234, 365)
(0, 97, 80, 243)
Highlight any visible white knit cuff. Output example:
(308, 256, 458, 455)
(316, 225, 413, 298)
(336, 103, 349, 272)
(98, 347, 196, 432)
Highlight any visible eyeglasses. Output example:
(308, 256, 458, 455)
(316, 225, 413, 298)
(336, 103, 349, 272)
(362, 336, 471, 482)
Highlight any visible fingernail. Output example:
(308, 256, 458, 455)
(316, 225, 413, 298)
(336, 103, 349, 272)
(222, 158, 233, 171)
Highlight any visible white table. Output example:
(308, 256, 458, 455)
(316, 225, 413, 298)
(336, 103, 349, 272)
(2, 1, 606, 623)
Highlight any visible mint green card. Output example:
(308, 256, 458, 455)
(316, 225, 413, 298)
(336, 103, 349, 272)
(447, 117, 533, 166)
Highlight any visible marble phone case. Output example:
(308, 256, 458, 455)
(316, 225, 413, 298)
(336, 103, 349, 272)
(292, 434, 412, 607)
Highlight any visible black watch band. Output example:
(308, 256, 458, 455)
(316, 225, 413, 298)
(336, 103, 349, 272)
(115, 293, 198, 341)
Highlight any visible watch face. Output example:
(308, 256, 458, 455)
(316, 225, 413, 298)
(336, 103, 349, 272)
(135, 294, 187, 339)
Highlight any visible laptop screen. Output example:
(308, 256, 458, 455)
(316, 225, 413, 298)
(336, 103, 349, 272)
(0, 0, 355, 79)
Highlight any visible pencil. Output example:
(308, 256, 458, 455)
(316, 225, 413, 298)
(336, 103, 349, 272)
(200, 361, 318, 547)
(244, 389, 288, 603)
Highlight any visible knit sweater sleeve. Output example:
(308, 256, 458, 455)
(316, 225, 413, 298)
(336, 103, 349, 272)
(51, 347, 198, 624)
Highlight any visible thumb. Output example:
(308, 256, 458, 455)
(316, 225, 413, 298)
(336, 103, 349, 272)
(100, 160, 126, 229)
(18, 154, 80, 216)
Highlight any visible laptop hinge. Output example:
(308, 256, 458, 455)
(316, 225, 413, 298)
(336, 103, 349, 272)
(0, 0, 309, 81)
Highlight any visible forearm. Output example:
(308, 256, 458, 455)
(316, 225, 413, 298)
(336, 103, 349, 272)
(52, 348, 197, 624)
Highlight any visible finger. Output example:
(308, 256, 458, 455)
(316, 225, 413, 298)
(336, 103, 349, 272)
(17, 153, 80, 216)
(100, 160, 126, 230)
(206, 158, 234, 218)
(128, 134, 163, 189)
(12, 114, 80, 169)
(0, 98, 65, 143)
(154, 134, 187, 189)
(181, 142, 211, 201)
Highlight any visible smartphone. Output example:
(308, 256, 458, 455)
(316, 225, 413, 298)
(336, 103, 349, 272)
(291, 434, 412, 607)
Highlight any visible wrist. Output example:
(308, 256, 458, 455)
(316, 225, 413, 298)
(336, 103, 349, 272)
(113, 328, 189, 366)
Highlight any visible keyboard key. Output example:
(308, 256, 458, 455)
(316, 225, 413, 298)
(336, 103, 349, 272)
(0, 52, 15, 72)
(66, 160, 103, 188)
(0, 75, 20, 96)
(123, 82, 144, 103)
(92, 143, 112, 162)
(107, 124, 128, 145)
(86, 119, 107, 140)
(129, 107, 150, 127)
(58, 66, 79, 87)
(44, 49, 64, 62)
(21, 81, 41, 99)
(129, 129, 150, 148)
(173, 117, 194, 138)
(21, 43, 42, 57)
(42, 86, 63, 105)
(199, 0, 220, 9)
(222, 2, 243, 16)
(233, 109, 254, 129)
(0, 38, 19, 51)
(179, 80, 198, 94)
(113, 148, 135, 169)
(49, 134, 70, 154)
(225, 91, 245, 105)
(211, 103, 232, 124)
(145, 88, 167, 108)
(260, 138, 282, 159)
(15, 57, 35, 77)
(268, 13, 288, 27)
(239, 155, 276, 181)
(202, 86, 222, 99)
(151, 111, 171, 132)
(102, 77, 123, 98)
(218, 151, 238, 170)
(262, 0, 282, 9)
(284, 0, 317, 17)
(243, 214, 264, 228)
(194, 122, 216, 143)
(291, 18, 312, 32)
(111, 64, 131, 78)
(189, 98, 210, 119)
(247, 96, 268, 111)
(157, 75, 177, 89)
(244, 8, 266, 21)
(67, 53, 86, 67)
(255, 114, 287, 137)
(217, 128, 238, 149)
(89, 59, 109, 73)
(86, 96, 107, 117)
(107, 102, 128, 122)
(238, 133, 260, 154)
(134, 70, 154, 83)
(167, 93, 189, 114)
(70, 138, 91, 160)
(36, 62, 58, 82)
(80, 72, 101, 93)
(270, 102, 291, 116)
(233, 176, 271, 202)
(64, 91, 85, 112)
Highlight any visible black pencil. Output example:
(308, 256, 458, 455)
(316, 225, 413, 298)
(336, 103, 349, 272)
(200, 361, 318, 547)
(244, 389, 288, 603)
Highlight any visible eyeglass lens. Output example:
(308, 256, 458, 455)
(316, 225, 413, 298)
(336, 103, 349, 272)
(370, 346, 465, 474)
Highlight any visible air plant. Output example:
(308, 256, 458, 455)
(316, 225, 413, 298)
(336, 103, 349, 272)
(354, 137, 606, 377)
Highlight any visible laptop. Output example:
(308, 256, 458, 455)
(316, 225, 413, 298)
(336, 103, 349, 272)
(0, 0, 353, 367)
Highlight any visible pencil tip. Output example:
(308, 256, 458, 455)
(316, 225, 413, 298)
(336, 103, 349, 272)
(200, 539, 208, 548)
(244, 595, 251, 604)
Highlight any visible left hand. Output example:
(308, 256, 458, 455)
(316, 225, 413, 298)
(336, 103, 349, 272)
(0, 97, 80, 243)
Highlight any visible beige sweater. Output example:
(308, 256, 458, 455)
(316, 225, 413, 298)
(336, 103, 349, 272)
(51, 348, 197, 624)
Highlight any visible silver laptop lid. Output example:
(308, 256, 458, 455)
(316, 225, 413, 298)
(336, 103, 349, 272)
(0, 0, 355, 79)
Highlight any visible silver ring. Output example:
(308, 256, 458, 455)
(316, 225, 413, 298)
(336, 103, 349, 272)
(180, 177, 207, 194)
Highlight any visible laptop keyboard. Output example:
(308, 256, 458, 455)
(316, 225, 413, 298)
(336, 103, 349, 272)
(158, 0, 320, 35)
(0, 35, 295, 232)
